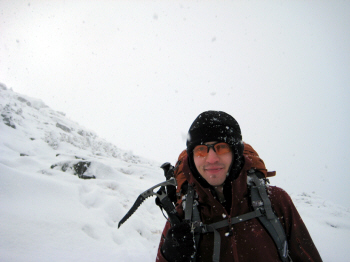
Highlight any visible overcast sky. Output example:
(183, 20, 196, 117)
(1, 0, 350, 207)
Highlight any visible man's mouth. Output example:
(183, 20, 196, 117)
(204, 166, 224, 173)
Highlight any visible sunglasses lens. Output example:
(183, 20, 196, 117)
(193, 143, 231, 157)
(193, 145, 208, 157)
(214, 143, 231, 155)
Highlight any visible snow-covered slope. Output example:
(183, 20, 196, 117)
(0, 84, 349, 261)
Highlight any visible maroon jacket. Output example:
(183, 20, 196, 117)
(156, 149, 322, 262)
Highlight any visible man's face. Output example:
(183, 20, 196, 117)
(193, 141, 233, 186)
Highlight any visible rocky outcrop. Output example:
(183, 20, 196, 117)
(51, 160, 96, 179)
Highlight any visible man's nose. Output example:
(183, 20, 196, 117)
(206, 148, 219, 163)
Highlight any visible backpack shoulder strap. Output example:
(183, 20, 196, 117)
(183, 184, 201, 262)
(248, 169, 290, 262)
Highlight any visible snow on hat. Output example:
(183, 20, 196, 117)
(186, 110, 244, 180)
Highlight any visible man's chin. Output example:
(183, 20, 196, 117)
(206, 175, 226, 186)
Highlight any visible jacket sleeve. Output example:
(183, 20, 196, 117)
(270, 186, 323, 262)
(155, 221, 171, 262)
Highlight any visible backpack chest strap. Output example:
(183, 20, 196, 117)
(194, 209, 263, 262)
(202, 209, 263, 232)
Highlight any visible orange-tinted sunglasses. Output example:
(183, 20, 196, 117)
(193, 142, 231, 157)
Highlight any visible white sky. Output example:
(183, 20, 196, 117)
(1, 0, 350, 206)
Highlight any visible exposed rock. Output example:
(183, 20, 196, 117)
(1, 113, 16, 129)
(17, 96, 32, 106)
(56, 123, 71, 133)
(50, 161, 95, 180)
(73, 161, 95, 179)
(0, 83, 7, 90)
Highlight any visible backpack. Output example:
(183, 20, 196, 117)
(171, 143, 290, 262)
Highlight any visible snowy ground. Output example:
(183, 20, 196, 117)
(0, 86, 349, 261)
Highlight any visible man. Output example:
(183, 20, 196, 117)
(156, 110, 322, 262)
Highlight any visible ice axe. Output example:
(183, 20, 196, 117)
(118, 163, 181, 228)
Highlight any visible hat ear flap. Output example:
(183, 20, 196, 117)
(237, 141, 244, 156)
(228, 141, 244, 180)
